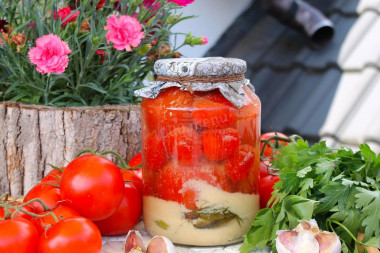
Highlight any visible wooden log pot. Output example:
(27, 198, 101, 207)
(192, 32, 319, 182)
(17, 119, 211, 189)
(0, 102, 141, 196)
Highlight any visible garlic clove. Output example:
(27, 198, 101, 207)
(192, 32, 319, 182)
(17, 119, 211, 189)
(124, 230, 146, 253)
(276, 230, 319, 253)
(295, 219, 320, 235)
(146, 236, 176, 253)
(276, 230, 299, 253)
(315, 231, 342, 253)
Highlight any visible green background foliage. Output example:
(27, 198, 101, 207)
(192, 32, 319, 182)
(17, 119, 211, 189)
(0, 0, 195, 106)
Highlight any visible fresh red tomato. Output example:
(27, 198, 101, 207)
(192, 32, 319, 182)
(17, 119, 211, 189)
(38, 216, 102, 253)
(41, 168, 64, 185)
(60, 154, 125, 221)
(121, 170, 142, 192)
(0, 217, 39, 252)
(260, 160, 276, 178)
(260, 132, 289, 157)
(30, 206, 79, 235)
(23, 182, 62, 214)
(94, 183, 142, 235)
(0, 201, 34, 220)
(259, 175, 280, 209)
(128, 153, 142, 168)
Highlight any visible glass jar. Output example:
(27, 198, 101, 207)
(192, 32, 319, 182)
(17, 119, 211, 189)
(137, 57, 261, 246)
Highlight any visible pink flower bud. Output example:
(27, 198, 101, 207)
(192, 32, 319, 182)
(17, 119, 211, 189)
(200, 36, 208, 45)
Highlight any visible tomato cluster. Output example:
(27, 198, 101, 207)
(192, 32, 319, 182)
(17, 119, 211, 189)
(141, 87, 261, 210)
(258, 132, 289, 209)
(0, 153, 143, 252)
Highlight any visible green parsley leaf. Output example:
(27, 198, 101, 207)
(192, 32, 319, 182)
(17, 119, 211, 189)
(355, 187, 380, 241)
(316, 182, 352, 213)
(244, 138, 380, 253)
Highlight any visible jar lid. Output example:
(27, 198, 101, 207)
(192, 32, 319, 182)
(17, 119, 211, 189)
(154, 57, 247, 77)
(134, 57, 254, 108)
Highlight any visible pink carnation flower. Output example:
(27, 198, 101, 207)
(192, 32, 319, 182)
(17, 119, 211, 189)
(143, 0, 160, 10)
(168, 0, 195, 6)
(104, 15, 145, 52)
(200, 36, 208, 45)
(28, 34, 71, 75)
(54, 6, 79, 26)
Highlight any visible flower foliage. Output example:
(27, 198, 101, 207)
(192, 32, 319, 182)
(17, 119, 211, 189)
(0, 0, 204, 106)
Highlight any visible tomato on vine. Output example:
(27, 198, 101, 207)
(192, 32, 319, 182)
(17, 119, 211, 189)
(60, 154, 125, 221)
(0, 217, 39, 252)
(94, 183, 142, 235)
(258, 175, 280, 209)
(30, 206, 79, 235)
(23, 182, 62, 214)
(260, 132, 289, 157)
(38, 216, 102, 253)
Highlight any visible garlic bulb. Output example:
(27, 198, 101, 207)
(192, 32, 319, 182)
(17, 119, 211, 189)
(146, 236, 176, 253)
(276, 220, 341, 253)
(124, 230, 146, 253)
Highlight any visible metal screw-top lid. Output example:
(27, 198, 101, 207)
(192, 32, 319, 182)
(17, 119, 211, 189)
(134, 57, 254, 108)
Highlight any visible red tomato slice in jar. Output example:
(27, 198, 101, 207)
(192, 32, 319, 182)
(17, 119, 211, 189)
(192, 90, 237, 129)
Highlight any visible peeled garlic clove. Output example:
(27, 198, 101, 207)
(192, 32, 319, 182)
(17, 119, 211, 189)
(276, 230, 319, 253)
(146, 236, 176, 253)
(315, 231, 342, 253)
(124, 230, 146, 253)
(295, 219, 320, 235)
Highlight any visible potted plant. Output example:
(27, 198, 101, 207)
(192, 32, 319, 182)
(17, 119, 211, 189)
(0, 0, 206, 195)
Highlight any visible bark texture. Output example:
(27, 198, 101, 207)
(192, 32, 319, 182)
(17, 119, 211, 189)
(0, 102, 141, 196)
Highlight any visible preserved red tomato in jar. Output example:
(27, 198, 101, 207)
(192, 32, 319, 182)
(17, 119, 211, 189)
(135, 57, 261, 246)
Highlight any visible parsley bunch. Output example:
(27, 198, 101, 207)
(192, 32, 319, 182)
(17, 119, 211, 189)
(241, 139, 380, 253)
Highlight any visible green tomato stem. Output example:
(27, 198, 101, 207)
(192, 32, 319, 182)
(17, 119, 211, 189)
(99, 150, 129, 169)
(48, 164, 64, 173)
(21, 198, 51, 212)
(74, 149, 97, 158)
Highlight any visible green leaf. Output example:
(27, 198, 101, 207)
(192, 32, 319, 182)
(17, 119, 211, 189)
(316, 159, 335, 185)
(355, 187, 380, 241)
(330, 209, 362, 244)
(297, 166, 312, 178)
(282, 195, 318, 228)
(298, 178, 313, 198)
(240, 208, 277, 253)
(316, 182, 352, 213)
(363, 236, 380, 248)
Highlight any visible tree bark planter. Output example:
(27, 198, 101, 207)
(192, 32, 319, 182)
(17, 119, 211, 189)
(0, 102, 141, 196)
